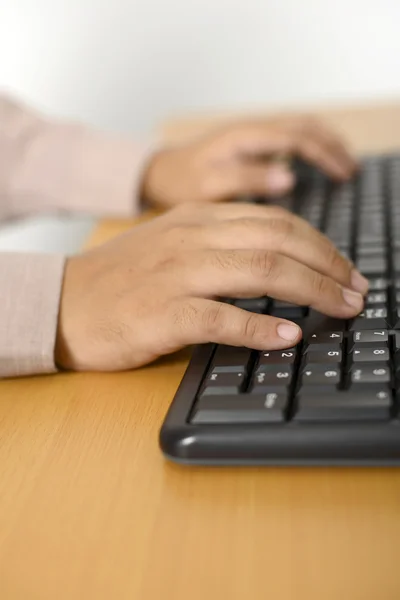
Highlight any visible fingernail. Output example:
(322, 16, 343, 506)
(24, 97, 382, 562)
(342, 287, 364, 311)
(277, 322, 301, 341)
(267, 168, 294, 192)
(350, 269, 369, 295)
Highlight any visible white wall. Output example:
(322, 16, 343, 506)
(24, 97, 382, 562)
(1, 0, 400, 252)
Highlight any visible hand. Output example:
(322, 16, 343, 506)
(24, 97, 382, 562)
(142, 116, 358, 208)
(55, 203, 368, 372)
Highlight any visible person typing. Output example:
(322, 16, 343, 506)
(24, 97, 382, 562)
(0, 94, 365, 377)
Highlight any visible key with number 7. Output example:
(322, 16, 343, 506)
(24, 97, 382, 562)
(349, 330, 389, 351)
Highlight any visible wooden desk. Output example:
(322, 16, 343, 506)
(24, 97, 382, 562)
(1, 103, 400, 600)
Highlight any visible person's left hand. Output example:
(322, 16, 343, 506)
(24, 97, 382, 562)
(142, 116, 358, 209)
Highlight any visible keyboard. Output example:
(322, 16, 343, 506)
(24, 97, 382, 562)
(160, 153, 400, 465)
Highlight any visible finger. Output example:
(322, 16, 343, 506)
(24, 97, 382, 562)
(300, 119, 358, 176)
(210, 162, 295, 200)
(185, 249, 364, 318)
(218, 123, 356, 180)
(198, 215, 368, 293)
(170, 297, 302, 350)
(294, 135, 352, 180)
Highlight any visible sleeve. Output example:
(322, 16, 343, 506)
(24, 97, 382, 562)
(0, 94, 156, 221)
(0, 252, 65, 377)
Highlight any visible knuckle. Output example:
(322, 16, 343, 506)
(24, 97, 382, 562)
(234, 217, 262, 235)
(250, 250, 279, 281)
(266, 217, 294, 246)
(171, 301, 200, 333)
(211, 249, 245, 272)
(201, 303, 226, 335)
(325, 242, 349, 276)
(242, 312, 261, 340)
(312, 271, 331, 298)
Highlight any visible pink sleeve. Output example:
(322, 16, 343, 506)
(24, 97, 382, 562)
(0, 94, 155, 220)
(0, 252, 65, 377)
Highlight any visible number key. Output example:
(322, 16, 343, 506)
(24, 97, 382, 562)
(350, 308, 389, 330)
(305, 349, 342, 366)
(257, 349, 296, 366)
(350, 365, 391, 383)
(304, 331, 343, 353)
(349, 330, 389, 350)
(368, 278, 388, 291)
(300, 366, 341, 385)
(366, 292, 387, 306)
(351, 347, 389, 362)
(251, 368, 293, 387)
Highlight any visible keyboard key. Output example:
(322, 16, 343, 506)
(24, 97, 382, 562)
(211, 347, 252, 373)
(294, 386, 392, 422)
(350, 364, 391, 383)
(349, 308, 389, 330)
(367, 278, 388, 291)
(306, 312, 347, 332)
(257, 349, 296, 366)
(300, 366, 341, 385)
(393, 308, 400, 329)
(234, 297, 269, 313)
(393, 253, 400, 272)
(351, 347, 389, 362)
(357, 245, 386, 257)
(394, 332, 400, 352)
(306, 331, 343, 348)
(365, 292, 387, 306)
(210, 365, 246, 374)
(191, 393, 288, 424)
(269, 301, 307, 319)
(356, 256, 387, 276)
(350, 330, 389, 346)
(304, 349, 342, 366)
(252, 367, 293, 385)
(202, 372, 245, 395)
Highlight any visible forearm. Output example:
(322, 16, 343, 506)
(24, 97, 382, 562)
(0, 95, 154, 221)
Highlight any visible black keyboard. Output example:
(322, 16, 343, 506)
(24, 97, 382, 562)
(160, 153, 400, 465)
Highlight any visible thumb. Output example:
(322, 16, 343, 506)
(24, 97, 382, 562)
(214, 162, 295, 200)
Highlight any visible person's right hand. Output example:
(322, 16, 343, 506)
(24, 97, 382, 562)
(55, 203, 368, 372)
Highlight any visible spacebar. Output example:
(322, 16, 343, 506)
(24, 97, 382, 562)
(294, 386, 392, 422)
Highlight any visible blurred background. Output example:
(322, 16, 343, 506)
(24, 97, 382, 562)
(2, 0, 400, 253)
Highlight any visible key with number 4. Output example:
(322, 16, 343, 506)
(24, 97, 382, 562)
(304, 331, 343, 353)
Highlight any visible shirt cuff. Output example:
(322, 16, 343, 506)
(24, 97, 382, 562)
(0, 253, 65, 377)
